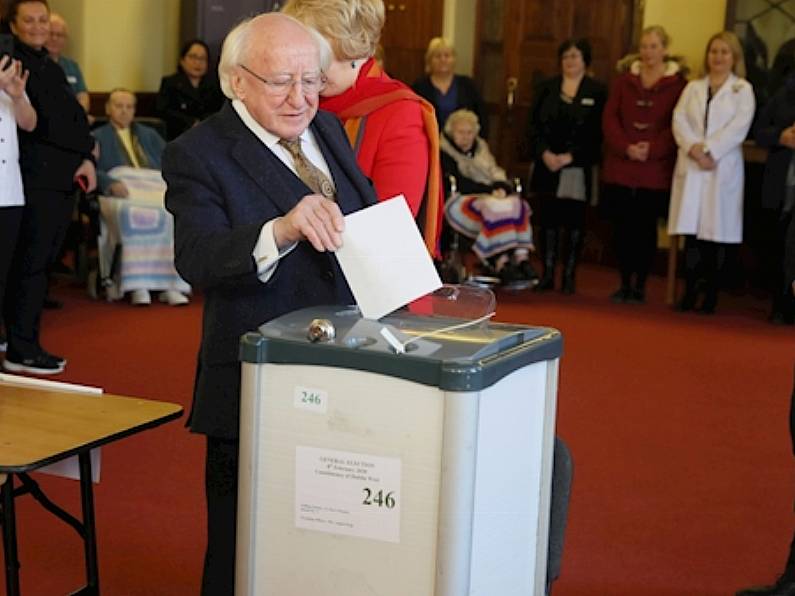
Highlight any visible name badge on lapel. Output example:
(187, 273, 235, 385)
(581, 97, 595, 106)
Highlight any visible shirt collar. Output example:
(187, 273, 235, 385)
(232, 99, 312, 148)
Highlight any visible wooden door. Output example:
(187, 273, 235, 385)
(476, 0, 641, 178)
(380, 0, 443, 85)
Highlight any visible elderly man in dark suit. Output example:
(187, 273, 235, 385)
(163, 12, 376, 595)
(737, 174, 795, 596)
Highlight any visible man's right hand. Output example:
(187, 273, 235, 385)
(780, 125, 795, 150)
(273, 194, 344, 252)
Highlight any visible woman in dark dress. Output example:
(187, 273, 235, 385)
(156, 39, 223, 140)
(412, 36, 488, 139)
(527, 38, 606, 294)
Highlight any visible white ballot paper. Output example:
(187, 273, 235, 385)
(335, 195, 442, 320)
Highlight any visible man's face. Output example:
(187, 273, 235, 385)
(233, 29, 320, 141)
(45, 17, 67, 56)
(107, 91, 136, 129)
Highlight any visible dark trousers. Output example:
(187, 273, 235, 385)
(3, 189, 74, 358)
(609, 185, 666, 290)
(682, 236, 727, 304)
(773, 209, 795, 321)
(202, 436, 239, 596)
(785, 366, 795, 579)
(539, 196, 586, 232)
(0, 207, 24, 323)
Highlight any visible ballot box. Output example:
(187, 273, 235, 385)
(236, 301, 562, 596)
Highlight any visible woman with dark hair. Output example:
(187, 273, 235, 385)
(2, 0, 95, 374)
(156, 39, 223, 140)
(527, 38, 606, 294)
(602, 25, 687, 304)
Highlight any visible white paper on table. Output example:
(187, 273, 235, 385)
(335, 195, 442, 320)
(0, 373, 103, 483)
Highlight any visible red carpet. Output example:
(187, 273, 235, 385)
(2, 264, 793, 595)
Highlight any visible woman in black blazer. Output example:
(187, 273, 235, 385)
(527, 38, 606, 294)
(156, 39, 223, 140)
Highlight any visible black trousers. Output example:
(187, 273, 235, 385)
(772, 209, 795, 320)
(3, 189, 75, 358)
(0, 206, 24, 324)
(539, 195, 586, 232)
(608, 185, 666, 290)
(202, 436, 239, 596)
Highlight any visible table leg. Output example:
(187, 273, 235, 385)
(78, 453, 100, 595)
(2, 473, 21, 596)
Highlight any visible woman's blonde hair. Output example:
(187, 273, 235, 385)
(425, 37, 455, 73)
(704, 31, 746, 78)
(641, 25, 671, 49)
(444, 109, 480, 136)
(281, 0, 384, 60)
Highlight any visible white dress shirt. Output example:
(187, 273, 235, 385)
(232, 99, 334, 282)
(0, 91, 25, 208)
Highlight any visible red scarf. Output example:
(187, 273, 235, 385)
(321, 59, 443, 258)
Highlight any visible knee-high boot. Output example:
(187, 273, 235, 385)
(535, 228, 558, 291)
(561, 228, 583, 295)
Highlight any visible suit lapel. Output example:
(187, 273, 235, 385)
(223, 105, 304, 216)
(311, 112, 377, 212)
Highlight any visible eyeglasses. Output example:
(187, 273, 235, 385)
(184, 53, 208, 62)
(239, 64, 326, 97)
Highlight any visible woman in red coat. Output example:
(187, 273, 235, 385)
(602, 25, 687, 303)
(282, 0, 443, 258)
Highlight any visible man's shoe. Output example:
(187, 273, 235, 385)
(626, 288, 646, 304)
(610, 287, 630, 303)
(3, 351, 64, 375)
(130, 289, 152, 306)
(736, 575, 795, 596)
(43, 296, 64, 310)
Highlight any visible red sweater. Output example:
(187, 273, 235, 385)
(602, 61, 687, 190)
(320, 61, 429, 216)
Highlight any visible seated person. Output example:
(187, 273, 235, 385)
(441, 109, 537, 285)
(92, 88, 190, 306)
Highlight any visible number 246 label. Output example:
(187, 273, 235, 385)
(294, 386, 328, 413)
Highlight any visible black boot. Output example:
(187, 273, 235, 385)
(561, 228, 583, 295)
(535, 228, 558, 292)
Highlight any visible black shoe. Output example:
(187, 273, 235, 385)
(610, 287, 630, 303)
(43, 296, 64, 310)
(41, 349, 67, 366)
(3, 351, 65, 375)
(736, 575, 795, 596)
(626, 288, 646, 304)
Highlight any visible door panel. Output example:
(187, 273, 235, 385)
(476, 0, 637, 178)
(380, 0, 443, 85)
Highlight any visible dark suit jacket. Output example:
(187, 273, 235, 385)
(527, 75, 607, 197)
(787, 204, 795, 289)
(754, 75, 795, 211)
(163, 103, 377, 438)
(156, 71, 224, 140)
(14, 38, 94, 192)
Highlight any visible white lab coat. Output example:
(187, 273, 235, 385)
(668, 74, 755, 243)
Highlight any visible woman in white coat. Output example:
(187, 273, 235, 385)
(668, 31, 755, 313)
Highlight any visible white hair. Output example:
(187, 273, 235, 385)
(218, 13, 332, 100)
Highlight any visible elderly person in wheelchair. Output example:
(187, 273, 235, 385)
(92, 88, 190, 306)
(441, 108, 538, 288)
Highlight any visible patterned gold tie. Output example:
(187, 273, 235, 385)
(278, 138, 336, 200)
